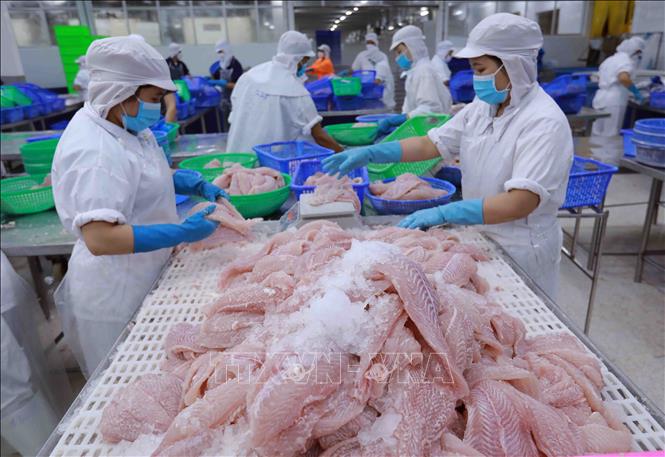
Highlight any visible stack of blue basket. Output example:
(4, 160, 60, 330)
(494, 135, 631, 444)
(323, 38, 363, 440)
(542, 74, 588, 114)
(305, 77, 333, 111)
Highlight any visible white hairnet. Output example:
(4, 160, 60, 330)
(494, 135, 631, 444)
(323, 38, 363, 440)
(215, 40, 233, 67)
(456, 13, 543, 106)
(436, 40, 455, 59)
(76, 56, 86, 66)
(128, 34, 145, 42)
(273, 30, 315, 73)
(168, 42, 182, 57)
(366, 32, 379, 44)
(86, 36, 176, 119)
(317, 44, 331, 58)
(616, 36, 646, 56)
(390, 25, 429, 62)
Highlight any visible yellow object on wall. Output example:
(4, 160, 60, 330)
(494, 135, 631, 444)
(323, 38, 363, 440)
(591, 0, 634, 38)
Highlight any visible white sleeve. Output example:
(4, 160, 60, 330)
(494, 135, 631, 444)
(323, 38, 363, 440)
(505, 118, 573, 209)
(54, 165, 134, 238)
(351, 53, 363, 71)
(290, 95, 323, 136)
(426, 104, 470, 161)
(408, 71, 445, 117)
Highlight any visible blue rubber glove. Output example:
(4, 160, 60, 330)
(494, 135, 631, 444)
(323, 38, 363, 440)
(398, 199, 484, 229)
(209, 79, 228, 87)
(322, 141, 402, 177)
(133, 205, 220, 253)
(628, 84, 644, 103)
(377, 114, 407, 134)
(173, 170, 229, 202)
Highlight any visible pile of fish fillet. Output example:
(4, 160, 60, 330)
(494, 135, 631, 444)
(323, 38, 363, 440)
(211, 164, 285, 195)
(100, 221, 632, 457)
(303, 172, 363, 213)
(369, 173, 449, 201)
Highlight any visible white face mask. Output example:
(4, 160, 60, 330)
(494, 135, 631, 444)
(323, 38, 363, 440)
(366, 43, 377, 51)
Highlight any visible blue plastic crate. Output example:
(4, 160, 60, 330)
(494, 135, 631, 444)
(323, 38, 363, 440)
(253, 140, 334, 175)
(0, 107, 24, 124)
(359, 98, 385, 109)
(552, 92, 586, 114)
(176, 101, 189, 120)
(361, 83, 384, 99)
(194, 85, 221, 108)
(333, 95, 363, 111)
(352, 70, 376, 84)
(651, 90, 665, 109)
(312, 93, 330, 111)
(291, 159, 369, 203)
(49, 120, 69, 130)
(22, 104, 41, 119)
(26, 134, 62, 143)
(305, 77, 332, 96)
(188, 101, 196, 116)
(633, 118, 665, 147)
(450, 70, 475, 103)
(50, 98, 66, 112)
(184, 76, 208, 96)
(561, 157, 618, 209)
(621, 129, 635, 157)
(356, 114, 395, 123)
(367, 177, 456, 215)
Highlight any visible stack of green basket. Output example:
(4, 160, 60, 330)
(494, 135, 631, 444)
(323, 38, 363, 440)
(54, 25, 106, 94)
(19, 138, 59, 176)
(0, 175, 55, 215)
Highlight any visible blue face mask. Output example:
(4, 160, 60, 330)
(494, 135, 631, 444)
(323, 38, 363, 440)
(473, 64, 510, 105)
(395, 53, 412, 71)
(121, 96, 161, 134)
(297, 65, 306, 77)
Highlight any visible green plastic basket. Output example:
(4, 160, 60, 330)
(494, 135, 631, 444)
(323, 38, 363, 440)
(0, 175, 55, 215)
(20, 138, 59, 163)
(179, 153, 257, 181)
(174, 80, 191, 102)
(165, 122, 179, 143)
(331, 77, 362, 97)
(1, 95, 14, 107)
(325, 122, 378, 146)
(367, 114, 452, 181)
(228, 174, 291, 218)
(0, 86, 32, 106)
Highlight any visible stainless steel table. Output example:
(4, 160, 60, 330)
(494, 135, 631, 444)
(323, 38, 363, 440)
(566, 107, 611, 136)
(170, 133, 227, 163)
(619, 157, 665, 282)
(627, 100, 665, 126)
(177, 106, 221, 134)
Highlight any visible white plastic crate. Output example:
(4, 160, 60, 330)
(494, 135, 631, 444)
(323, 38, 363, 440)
(47, 228, 665, 456)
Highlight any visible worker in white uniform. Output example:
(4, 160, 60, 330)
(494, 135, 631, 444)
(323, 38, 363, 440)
(323, 14, 573, 300)
(375, 58, 396, 110)
(431, 40, 455, 86)
(591, 36, 646, 136)
(73, 56, 90, 101)
(227, 31, 342, 153)
(351, 32, 389, 72)
(375, 25, 452, 135)
(51, 36, 229, 377)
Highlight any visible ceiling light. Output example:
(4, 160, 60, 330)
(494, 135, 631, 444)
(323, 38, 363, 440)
(388, 25, 395, 31)
(339, 15, 346, 21)
(334, 19, 340, 24)
(420, 10, 429, 16)
(453, 8, 463, 17)
(397, 21, 403, 26)
(330, 27, 335, 31)
(269, 25, 275, 29)
(345, 10, 352, 15)
(353, 7, 358, 11)
(420, 6, 428, 11)
(360, 0, 368, 4)
(263, 21, 270, 26)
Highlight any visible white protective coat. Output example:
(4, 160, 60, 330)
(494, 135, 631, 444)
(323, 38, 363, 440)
(428, 13, 573, 300)
(351, 32, 389, 71)
(227, 31, 321, 152)
(51, 36, 178, 377)
(591, 37, 645, 136)
(73, 56, 90, 101)
(431, 40, 454, 84)
(375, 59, 396, 109)
(390, 26, 452, 116)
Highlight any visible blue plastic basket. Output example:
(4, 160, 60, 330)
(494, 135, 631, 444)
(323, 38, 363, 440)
(305, 77, 333, 96)
(194, 85, 221, 108)
(450, 70, 475, 103)
(253, 140, 334, 175)
(359, 98, 385, 109)
(633, 118, 665, 146)
(22, 104, 41, 119)
(561, 157, 618, 209)
(50, 98, 66, 112)
(312, 93, 330, 111)
(188, 101, 196, 116)
(352, 70, 376, 84)
(184, 76, 208, 96)
(291, 159, 369, 203)
(0, 107, 24, 124)
(361, 83, 384, 100)
(26, 134, 62, 143)
(49, 120, 69, 130)
(621, 129, 636, 157)
(356, 114, 396, 123)
(176, 101, 189, 120)
(552, 93, 586, 114)
(367, 177, 456, 215)
(333, 95, 363, 111)
(651, 90, 665, 109)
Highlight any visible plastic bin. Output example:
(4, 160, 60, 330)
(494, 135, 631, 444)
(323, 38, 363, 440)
(253, 140, 334, 175)
(194, 85, 221, 108)
(450, 70, 475, 103)
(0, 86, 32, 106)
(174, 80, 191, 102)
(184, 76, 208, 96)
(49, 120, 69, 130)
(312, 93, 330, 111)
(620, 129, 635, 157)
(22, 104, 41, 119)
(361, 83, 384, 100)
(324, 122, 378, 146)
(553, 93, 586, 114)
(633, 118, 665, 146)
(561, 157, 618, 209)
(50, 98, 66, 112)
(352, 70, 376, 84)
(359, 98, 385, 109)
(331, 77, 362, 97)
(368, 114, 451, 180)
(19, 138, 59, 175)
(650, 90, 665, 109)
(333, 95, 363, 111)
(305, 77, 332, 96)
(26, 134, 62, 143)
(0, 175, 55, 215)
(291, 159, 369, 203)
(1, 107, 24, 124)
(367, 177, 456, 215)
(228, 174, 292, 218)
(178, 153, 258, 180)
